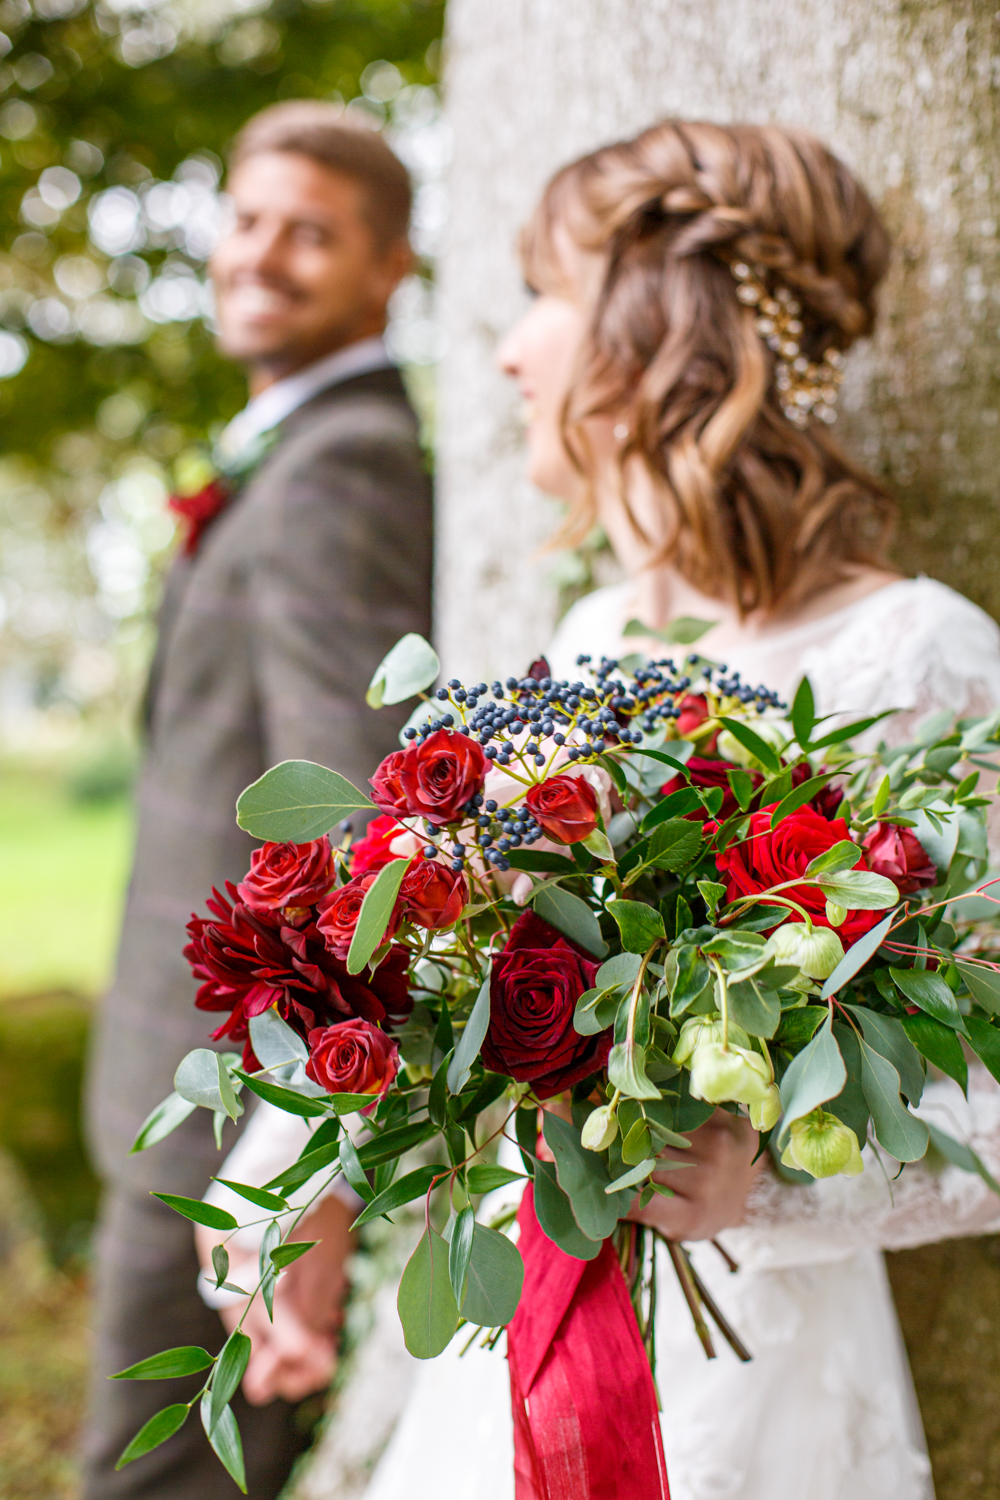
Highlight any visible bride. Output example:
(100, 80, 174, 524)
(200, 120, 1000, 1500)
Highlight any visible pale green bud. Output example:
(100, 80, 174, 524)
(689, 1040, 772, 1106)
(825, 901, 848, 928)
(767, 923, 845, 980)
(748, 1082, 782, 1131)
(672, 1015, 722, 1066)
(581, 1104, 618, 1152)
(781, 1110, 864, 1178)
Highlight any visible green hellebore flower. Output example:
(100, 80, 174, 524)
(689, 1040, 771, 1106)
(581, 1104, 619, 1152)
(766, 922, 845, 980)
(781, 1110, 864, 1178)
(748, 1082, 782, 1131)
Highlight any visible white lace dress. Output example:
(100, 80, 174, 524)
(227, 577, 1000, 1500)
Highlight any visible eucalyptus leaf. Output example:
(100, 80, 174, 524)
(816, 870, 898, 909)
(366, 633, 440, 708)
(532, 1162, 603, 1258)
(926, 1121, 1000, 1197)
(397, 1226, 459, 1358)
(900, 1012, 966, 1094)
(174, 1049, 237, 1115)
(236, 759, 373, 843)
(460, 1223, 524, 1326)
(447, 968, 492, 1093)
(448, 1204, 476, 1306)
(890, 968, 968, 1034)
(543, 1112, 633, 1238)
(859, 1039, 929, 1161)
(351, 1163, 447, 1228)
(957, 961, 1000, 1016)
(819, 913, 895, 999)
(130, 1090, 197, 1154)
(248, 1008, 309, 1069)
(347, 858, 411, 975)
(532, 884, 608, 957)
(777, 1019, 846, 1140)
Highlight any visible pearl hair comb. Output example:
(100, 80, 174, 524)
(731, 260, 846, 428)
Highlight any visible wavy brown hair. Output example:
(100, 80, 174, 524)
(521, 120, 895, 614)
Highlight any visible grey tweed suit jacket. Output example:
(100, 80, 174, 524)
(88, 363, 432, 1197)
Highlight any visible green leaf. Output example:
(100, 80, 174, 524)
(339, 1133, 375, 1203)
(727, 768, 758, 813)
(460, 1223, 525, 1326)
(532, 884, 608, 957)
(669, 946, 712, 1018)
(213, 1180, 288, 1213)
(647, 818, 702, 873)
(608, 1040, 662, 1100)
(357, 1119, 439, 1168)
(236, 759, 374, 843)
(727, 975, 781, 1038)
(130, 1091, 197, 1154)
(778, 1019, 846, 1139)
(347, 858, 411, 975)
(872, 774, 891, 817)
(366, 633, 440, 708)
(209, 1331, 251, 1434)
(466, 1164, 525, 1194)
(790, 676, 816, 747)
(819, 913, 895, 999)
(326, 1092, 384, 1116)
(351, 1164, 447, 1228)
(235, 1074, 331, 1117)
(151, 1193, 236, 1232)
(926, 1122, 1000, 1197)
(247, 1008, 309, 1069)
(964, 1014, 1000, 1086)
(957, 961, 1000, 1016)
(532, 1160, 603, 1260)
(844, 1006, 925, 1104)
(201, 1396, 247, 1493)
(270, 1240, 318, 1270)
(211, 1245, 229, 1288)
(776, 1005, 827, 1050)
(116, 1404, 190, 1470)
(815, 870, 898, 909)
(504, 850, 578, 875)
(859, 1039, 929, 1161)
(448, 1204, 476, 1305)
(900, 1012, 967, 1094)
(809, 712, 890, 750)
(804, 842, 862, 878)
(573, 987, 618, 1036)
(174, 1049, 242, 1117)
(623, 614, 717, 645)
(890, 968, 968, 1034)
(448, 969, 492, 1093)
(606, 899, 664, 954)
(770, 773, 836, 828)
(596, 753, 629, 799)
(716, 717, 783, 774)
(605, 1159, 658, 1193)
(258, 1220, 280, 1321)
(702, 930, 768, 973)
(542, 1111, 633, 1238)
(641, 786, 703, 830)
(621, 1117, 653, 1164)
(697, 880, 726, 917)
(397, 1226, 459, 1358)
(112, 1346, 214, 1381)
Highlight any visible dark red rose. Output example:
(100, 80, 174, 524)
(863, 822, 937, 895)
(350, 815, 408, 877)
(527, 657, 551, 682)
(316, 873, 401, 961)
(398, 729, 487, 825)
(660, 758, 759, 823)
(369, 750, 411, 818)
(168, 478, 232, 556)
(524, 773, 599, 845)
(306, 1019, 399, 1097)
(676, 693, 719, 750)
(481, 910, 609, 1100)
(709, 804, 882, 944)
(399, 858, 468, 929)
(184, 884, 411, 1068)
(237, 837, 334, 913)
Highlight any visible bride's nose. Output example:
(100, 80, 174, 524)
(495, 318, 525, 378)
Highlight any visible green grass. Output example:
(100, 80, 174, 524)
(0, 761, 133, 999)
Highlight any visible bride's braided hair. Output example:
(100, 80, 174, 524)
(521, 120, 895, 614)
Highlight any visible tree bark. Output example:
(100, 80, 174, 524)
(436, 0, 1000, 679)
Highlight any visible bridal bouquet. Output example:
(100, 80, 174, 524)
(118, 630, 1000, 1492)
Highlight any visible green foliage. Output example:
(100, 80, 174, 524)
(778, 1019, 846, 1140)
(397, 1224, 458, 1358)
(366, 631, 440, 707)
(112, 1345, 213, 1381)
(858, 1039, 929, 1161)
(606, 898, 664, 954)
(347, 856, 410, 973)
(151, 1192, 237, 1231)
(460, 1222, 523, 1326)
(542, 1112, 633, 1238)
(236, 759, 374, 843)
(531, 1160, 602, 1261)
(532, 883, 607, 957)
(116, 1403, 190, 1469)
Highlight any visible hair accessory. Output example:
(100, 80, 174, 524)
(731, 261, 845, 428)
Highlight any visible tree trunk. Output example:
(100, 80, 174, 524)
(436, 0, 1000, 681)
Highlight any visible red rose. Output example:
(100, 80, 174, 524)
(481, 910, 609, 1100)
(398, 728, 487, 825)
(399, 858, 468, 929)
(370, 750, 410, 819)
(863, 822, 937, 895)
(660, 758, 758, 823)
(710, 804, 882, 944)
(676, 693, 719, 750)
(237, 837, 334, 913)
(306, 1019, 399, 1097)
(316, 873, 401, 961)
(350, 815, 407, 877)
(524, 773, 599, 844)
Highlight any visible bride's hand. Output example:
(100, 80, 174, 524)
(195, 1194, 354, 1405)
(625, 1108, 764, 1240)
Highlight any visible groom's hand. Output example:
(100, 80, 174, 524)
(198, 1195, 355, 1405)
(626, 1108, 764, 1240)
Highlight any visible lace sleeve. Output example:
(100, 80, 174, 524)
(723, 1064, 1000, 1272)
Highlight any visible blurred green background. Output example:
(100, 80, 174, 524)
(0, 3, 444, 1495)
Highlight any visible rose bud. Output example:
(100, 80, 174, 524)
(306, 1019, 399, 1098)
(524, 773, 599, 845)
(863, 822, 937, 895)
(581, 1103, 619, 1152)
(237, 837, 334, 913)
(766, 922, 845, 981)
(688, 1040, 772, 1106)
(369, 750, 411, 819)
(749, 1084, 782, 1132)
(398, 728, 487, 825)
(349, 814, 409, 877)
(781, 1110, 864, 1178)
(316, 874, 399, 960)
(399, 858, 468, 930)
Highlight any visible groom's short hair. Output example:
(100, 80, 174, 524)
(230, 101, 411, 248)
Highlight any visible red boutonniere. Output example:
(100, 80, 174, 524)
(167, 477, 233, 557)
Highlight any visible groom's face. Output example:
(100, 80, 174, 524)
(210, 150, 410, 387)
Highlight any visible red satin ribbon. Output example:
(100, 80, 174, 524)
(507, 1185, 669, 1500)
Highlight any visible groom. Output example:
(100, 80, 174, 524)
(82, 103, 432, 1498)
